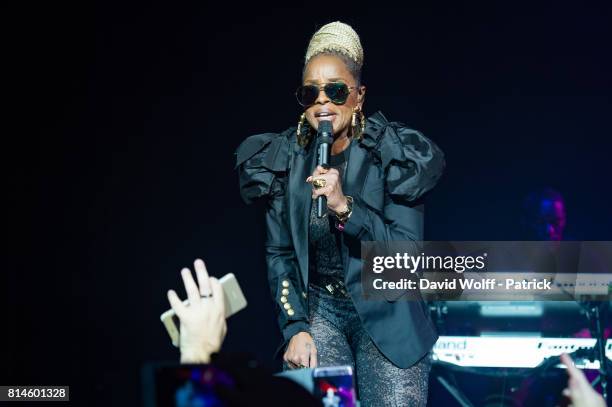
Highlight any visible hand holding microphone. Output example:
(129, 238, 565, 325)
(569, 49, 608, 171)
(306, 121, 350, 216)
(307, 165, 349, 214)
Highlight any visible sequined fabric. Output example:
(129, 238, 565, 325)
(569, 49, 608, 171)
(309, 286, 431, 406)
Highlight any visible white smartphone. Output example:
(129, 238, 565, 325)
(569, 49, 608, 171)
(160, 272, 247, 347)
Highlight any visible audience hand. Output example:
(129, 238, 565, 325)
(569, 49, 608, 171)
(167, 259, 227, 364)
(560, 353, 605, 407)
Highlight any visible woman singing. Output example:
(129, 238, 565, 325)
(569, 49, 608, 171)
(236, 22, 445, 406)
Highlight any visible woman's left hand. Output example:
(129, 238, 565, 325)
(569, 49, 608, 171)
(307, 165, 348, 214)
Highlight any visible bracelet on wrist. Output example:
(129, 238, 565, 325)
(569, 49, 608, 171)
(334, 195, 353, 224)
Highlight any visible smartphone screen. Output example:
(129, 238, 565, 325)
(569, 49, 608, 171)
(313, 366, 356, 407)
(149, 364, 235, 407)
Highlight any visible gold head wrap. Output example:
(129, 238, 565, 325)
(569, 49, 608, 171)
(304, 21, 363, 68)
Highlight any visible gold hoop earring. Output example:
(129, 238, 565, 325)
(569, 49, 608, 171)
(297, 112, 306, 137)
(297, 112, 314, 147)
(352, 109, 366, 140)
(360, 110, 366, 134)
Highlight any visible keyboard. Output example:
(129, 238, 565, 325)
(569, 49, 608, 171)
(433, 336, 612, 369)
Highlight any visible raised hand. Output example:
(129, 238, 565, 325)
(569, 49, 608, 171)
(560, 353, 605, 407)
(167, 259, 227, 364)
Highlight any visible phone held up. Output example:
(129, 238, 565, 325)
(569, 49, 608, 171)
(160, 273, 247, 347)
(313, 365, 356, 407)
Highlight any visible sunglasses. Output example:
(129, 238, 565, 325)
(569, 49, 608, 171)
(295, 82, 357, 107)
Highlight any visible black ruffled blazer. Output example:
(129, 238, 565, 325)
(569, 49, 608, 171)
(235, 111, 445, 368)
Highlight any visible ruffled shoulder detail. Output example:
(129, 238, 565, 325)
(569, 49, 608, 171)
(360, 111, 445, 202)
(234, 128, 293, 204)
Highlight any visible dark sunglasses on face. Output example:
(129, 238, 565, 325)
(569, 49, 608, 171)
(295, 82, 357, 107)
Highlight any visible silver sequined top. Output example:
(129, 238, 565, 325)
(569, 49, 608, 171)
(308, 149, 349, 280)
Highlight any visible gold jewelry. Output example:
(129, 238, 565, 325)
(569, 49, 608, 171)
(352, 109, 366, 141)
(334, 195, 354, 224)
(297, 112, 306, 137)
(312, 178, 327, 189)
(297, 112, 315, 147)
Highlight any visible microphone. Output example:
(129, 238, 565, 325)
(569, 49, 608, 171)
(316, 120, 333, 218)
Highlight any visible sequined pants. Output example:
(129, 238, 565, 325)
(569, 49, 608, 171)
(307, 285, 431, 407)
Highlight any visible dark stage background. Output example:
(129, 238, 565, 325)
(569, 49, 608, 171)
(6, 1, 612, 405)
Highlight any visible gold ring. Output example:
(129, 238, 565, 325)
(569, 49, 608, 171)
(312, 178, 327, 189)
